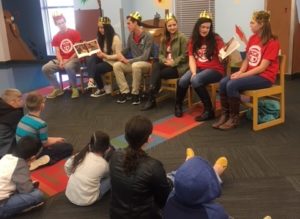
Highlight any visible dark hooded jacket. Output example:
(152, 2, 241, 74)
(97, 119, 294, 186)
(0, 98, 23, 157)
(164, 157, 229, 219)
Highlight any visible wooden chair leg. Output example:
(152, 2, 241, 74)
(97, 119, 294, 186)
(59, 72, 64, 90)
(252, 97, 259, 131)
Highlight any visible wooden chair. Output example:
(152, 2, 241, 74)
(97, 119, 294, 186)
(102, 71, 117, 96)
(156, 78, 178, 103)
(241, 54, 286, 131)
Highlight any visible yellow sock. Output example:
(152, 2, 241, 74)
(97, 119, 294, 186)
(186, 148, 195, 160)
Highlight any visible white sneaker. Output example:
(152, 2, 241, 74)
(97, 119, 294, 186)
(22, 201, 44, 213)
(104, 84, 112, 94)
(29, 155, 50, 171)
(86, 80, 97, 90)
(90, 89, 106, 98)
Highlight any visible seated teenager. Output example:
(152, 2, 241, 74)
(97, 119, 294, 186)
(0, 136, 44, 218)
(175, 11, 225, 121)
(0, 89, 24, 158)
(213, 11, 280, 130)
(86, 17, 122, 97)
(113, 11, 153, 105)
(109, 115, 172, 219)
(141, 13, 188, 111)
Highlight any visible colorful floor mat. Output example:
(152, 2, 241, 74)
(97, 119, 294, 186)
(30, 83, 217, 196)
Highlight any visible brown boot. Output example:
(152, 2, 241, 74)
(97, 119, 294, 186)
(219, 97, 240, 130)
(212, 94, 229, 129)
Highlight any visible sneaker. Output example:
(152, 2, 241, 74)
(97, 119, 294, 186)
(22, 201, 44, 213)
(86, 80, 97, 90)
(29, 155, 50, 171)
(91, 89, 106, 98)
(71, 88, 79, 99)
(46, 89, 64, 99)
(132, 94, 141, 105)
(104, 84, 112, 94)
(116, 93, 127, 104)
(185, 148, 195, 161)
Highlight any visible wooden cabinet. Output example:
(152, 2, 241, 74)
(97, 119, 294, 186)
(266, 0, 300, 75)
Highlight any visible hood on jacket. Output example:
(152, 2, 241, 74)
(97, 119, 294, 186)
(174, 156, 221, 206)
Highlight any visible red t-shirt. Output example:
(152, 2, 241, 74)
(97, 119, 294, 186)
(188, 35, 225, 75)
(246, 34, 280, 83)
(166, 40, 172, 59)
(52, 29, 81, 60)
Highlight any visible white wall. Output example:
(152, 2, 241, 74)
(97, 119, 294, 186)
(215, 0, 265, 50)
(0, 0, 11, 61)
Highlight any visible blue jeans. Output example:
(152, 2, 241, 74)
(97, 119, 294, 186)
(220, 75, 272, 98)
(99, 177, 111, 199)
(0, 189, 44, 218)
(178, 69, 223, 89)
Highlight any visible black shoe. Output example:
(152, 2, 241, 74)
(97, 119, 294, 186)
(195, 110, 215, 122)
(116, 93, 128, 103)
(175, 104, 183, 117)
(141, 99, 156, 111)
(132, 94, 141, 105)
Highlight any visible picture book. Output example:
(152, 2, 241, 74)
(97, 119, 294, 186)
(73, 39, 100, 58)
(219, 37, 240, 60)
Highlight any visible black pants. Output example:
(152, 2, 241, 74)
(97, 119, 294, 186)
(87, 55, 113, 89)
(150, 61, 179, 94)
(39, 142, 73, 165)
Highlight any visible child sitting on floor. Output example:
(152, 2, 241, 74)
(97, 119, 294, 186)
(0, 136, 45, 218)
(64, 131, 113, 206)
(164, 148, 229, 219)
(16, 92, 73, 171)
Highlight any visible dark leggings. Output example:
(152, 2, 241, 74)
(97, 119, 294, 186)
(87, 55, 113, 89)
(150, 61, 179, 93)
(39, 142, 73, 165)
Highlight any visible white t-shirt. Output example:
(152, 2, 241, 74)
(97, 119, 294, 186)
(64, 152, 109, 206)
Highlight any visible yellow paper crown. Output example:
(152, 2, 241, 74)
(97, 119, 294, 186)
(252, 10, 270, 22)
(129, 11, 142, 21)
(98, 17, 111, 25)
(199, 10, 212, 19)
(165, 13, 176, 22)
(52, 11, 65, 23)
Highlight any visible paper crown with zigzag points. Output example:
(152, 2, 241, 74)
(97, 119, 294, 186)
(252, 10, 271, 22)
(165, 13, 176, 22)
(199, 10, 212, 19)
(129, 11, 142, 21)
(52, 11, 65, 23)
(98, 17, 111, 25)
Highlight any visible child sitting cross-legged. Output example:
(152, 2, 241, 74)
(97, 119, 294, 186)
(16, 92, 73, 171)
(0, 136, 45, 218)
(64, 131, 114, 206)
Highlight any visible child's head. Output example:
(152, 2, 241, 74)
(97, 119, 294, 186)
(1, 88, 23, 108)
(25, 92, 45, 112)
(89, 131, 110, 154)
(14, 136, 42, 160)
(125, 115, 153, 150)
(174, 157, 221, 206)
(71, 131, 111, 173)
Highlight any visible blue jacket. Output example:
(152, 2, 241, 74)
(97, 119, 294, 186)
(164, 157, 229, 219)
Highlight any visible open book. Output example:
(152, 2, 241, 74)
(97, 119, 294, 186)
(73, 39, 100, 58)
(219, 37, 240, 60)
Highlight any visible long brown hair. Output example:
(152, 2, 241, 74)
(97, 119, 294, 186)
(253, 11, 277, 45)
(123, 116, 153, 175)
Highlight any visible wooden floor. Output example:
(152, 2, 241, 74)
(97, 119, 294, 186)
(13, 78, 300, 219)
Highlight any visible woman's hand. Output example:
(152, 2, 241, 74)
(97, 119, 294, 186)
(164, 59, 174, 66)
(230, 71, 244, 80)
